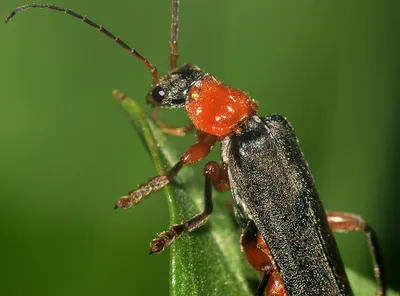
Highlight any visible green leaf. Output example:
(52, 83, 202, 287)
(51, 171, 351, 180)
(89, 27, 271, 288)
(117, 95, 399, 296)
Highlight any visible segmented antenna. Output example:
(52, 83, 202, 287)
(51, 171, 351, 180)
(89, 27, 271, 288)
(5, 3, 159, 84)
(170, 0, 179, 70)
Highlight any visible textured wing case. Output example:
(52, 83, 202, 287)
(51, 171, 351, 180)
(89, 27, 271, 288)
(221, 115, 352, 296)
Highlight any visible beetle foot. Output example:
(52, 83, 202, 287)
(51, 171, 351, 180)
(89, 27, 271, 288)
(149, 231, 176, 254)
(114, 176, 170, 210)
(114, 195, 135, 210)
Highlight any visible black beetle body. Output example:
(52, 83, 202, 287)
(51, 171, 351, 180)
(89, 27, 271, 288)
(222, 115, 353, 296)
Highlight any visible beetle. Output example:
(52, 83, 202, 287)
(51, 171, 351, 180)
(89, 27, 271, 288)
(6, 1, 386, 295)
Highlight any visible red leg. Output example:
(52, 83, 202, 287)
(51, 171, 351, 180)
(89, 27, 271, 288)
(264, 271, 288, 296)
(241, 228, 273, 274)
(256, 232, 288, 296)
(203, 161, 230, 192)
(152, 107, 194, 137)
(327, 212, 386, 296)
(241, 226, 288, 296)
(115, 130, 216, 209)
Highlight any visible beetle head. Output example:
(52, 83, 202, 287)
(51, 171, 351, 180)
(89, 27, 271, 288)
(146, 64, 205, 108)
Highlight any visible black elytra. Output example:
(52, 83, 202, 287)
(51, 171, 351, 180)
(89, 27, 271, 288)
(222, 115, 352, 295)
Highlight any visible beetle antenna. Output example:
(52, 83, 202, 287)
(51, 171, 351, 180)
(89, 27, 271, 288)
(169, 0, 179, 70)
(5, 3, 159, 84)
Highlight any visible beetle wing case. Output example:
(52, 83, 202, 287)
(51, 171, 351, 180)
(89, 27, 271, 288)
(221, 115, 352, 296)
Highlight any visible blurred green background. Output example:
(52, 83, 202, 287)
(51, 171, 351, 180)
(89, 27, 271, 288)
(1, 0, 399, 295)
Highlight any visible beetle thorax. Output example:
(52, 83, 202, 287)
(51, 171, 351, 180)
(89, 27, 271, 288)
(186, 76, 257, 137)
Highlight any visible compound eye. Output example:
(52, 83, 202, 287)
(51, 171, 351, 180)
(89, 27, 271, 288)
(151, 86, 166, 104)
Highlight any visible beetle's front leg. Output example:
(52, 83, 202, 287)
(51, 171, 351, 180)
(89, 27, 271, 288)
(327, 211, 386, 296)
(114, 89, 194, 137)
(152, 107, 195, 136)
(114, 127, 217, 209)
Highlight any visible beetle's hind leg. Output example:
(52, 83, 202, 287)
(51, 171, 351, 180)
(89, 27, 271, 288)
(149, 161, 229, 254)
(241, 226, 288, 296)
(254, 273, 270, 296)
(327, 211, 386, 296)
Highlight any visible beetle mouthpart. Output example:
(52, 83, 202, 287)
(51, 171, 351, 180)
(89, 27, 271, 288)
(146, 92, 161, 107)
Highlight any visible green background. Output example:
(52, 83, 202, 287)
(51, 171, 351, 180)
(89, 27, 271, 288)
(1, 0, 399, 295)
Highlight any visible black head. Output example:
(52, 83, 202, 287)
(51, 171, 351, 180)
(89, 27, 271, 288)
(146, 64, 205, 108)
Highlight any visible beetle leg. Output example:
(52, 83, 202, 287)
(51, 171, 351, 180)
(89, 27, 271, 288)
(264, 271, 289, 296)
(148, 162, 220, 254)
(152, 107, 194, 136)
(115, 130, 217, 210)
(253, 270, 289, 296)
(256, 232, 288, 296)
(241, 226, 288, 296)
(204, 161, 230, 192)
(114, 90, 194, 136)
(241, 226, 274, 274)
(254, 272, 270, 296)
(327, 211, 386, 296)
